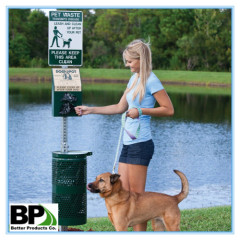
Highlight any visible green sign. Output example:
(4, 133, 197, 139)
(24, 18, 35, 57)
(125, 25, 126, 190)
(52, 68, 82, 117)
(48, 11, 83, 66)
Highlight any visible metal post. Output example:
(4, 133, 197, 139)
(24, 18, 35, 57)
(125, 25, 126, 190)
(61, 116, 69, 153)
(60, 66, 68, 231)
(59, 225, 68, 231)
(61, 65, 69, 154)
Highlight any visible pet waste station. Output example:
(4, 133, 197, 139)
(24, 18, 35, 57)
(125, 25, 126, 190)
(49, 10, 92, 231)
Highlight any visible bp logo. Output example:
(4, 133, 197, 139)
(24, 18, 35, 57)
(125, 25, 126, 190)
(9, 204, 58, 232)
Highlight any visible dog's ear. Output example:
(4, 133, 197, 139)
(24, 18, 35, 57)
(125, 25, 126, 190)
(110, 174, 120, 184)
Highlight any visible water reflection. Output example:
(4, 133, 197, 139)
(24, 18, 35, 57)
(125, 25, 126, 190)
(9, 88, 231, 124)
(169, 93, 231, 124)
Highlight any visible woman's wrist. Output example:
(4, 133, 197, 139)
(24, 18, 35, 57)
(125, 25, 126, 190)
(135, 107, 142, 117)
(89, 106, 96, 114)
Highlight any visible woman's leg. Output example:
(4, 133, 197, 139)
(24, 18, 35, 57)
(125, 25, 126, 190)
(118, 163, 148, 231)
(128, 164, 148, 231)
(118, 163, 130, 191)
(128, 164, 148, 192)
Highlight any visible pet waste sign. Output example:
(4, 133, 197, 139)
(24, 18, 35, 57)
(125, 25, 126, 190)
(48, 11, 83, 66)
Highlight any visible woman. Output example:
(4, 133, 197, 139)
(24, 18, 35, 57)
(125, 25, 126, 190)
(75, 39, 174, 231)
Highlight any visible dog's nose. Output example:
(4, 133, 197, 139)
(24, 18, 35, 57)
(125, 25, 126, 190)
(87, 183, 92, 191)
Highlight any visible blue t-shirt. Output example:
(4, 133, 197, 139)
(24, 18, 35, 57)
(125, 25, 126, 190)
(123, 72, 164, 145)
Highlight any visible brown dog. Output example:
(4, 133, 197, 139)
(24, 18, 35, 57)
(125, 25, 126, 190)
(87, 170, 189, 231)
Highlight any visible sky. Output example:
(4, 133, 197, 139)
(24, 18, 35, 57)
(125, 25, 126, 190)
(31, 8, 56, 17)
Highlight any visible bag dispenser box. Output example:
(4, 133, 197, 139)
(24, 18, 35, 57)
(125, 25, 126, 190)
(52, 68, 82, 117)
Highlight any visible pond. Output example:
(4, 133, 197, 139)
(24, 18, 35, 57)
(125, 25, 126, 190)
(8, 89, 231, 218)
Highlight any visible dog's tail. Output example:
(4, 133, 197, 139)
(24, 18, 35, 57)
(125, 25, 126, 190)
(173, 170, 189, 203)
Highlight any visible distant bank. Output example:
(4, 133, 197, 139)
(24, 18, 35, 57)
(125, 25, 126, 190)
(9, 68, 231, 86)
(9, 68, 231, 96)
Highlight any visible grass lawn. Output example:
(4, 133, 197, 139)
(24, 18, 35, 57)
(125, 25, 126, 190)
(9, 68, 231, 84)
(69, 206, 231, 232)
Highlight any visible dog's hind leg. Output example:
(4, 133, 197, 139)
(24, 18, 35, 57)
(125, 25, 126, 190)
(152, 218, 165, 231)
(163, 215, 180, 231)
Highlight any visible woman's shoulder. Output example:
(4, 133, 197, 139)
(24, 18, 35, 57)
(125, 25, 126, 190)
(130, 73, 137, 81)
(147, 71, 164, 93)
(147, 72, 161, 84)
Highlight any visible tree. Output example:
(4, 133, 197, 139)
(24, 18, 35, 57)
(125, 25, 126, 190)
(9, 33, 31, 67)
(9, 9, 31, 67)
(8, 8, 231, 71)
(26, 10, 48, 62)
(9, 9, 48, 67)
(9, 9, 31, 40)
(177, 9, 231, 71)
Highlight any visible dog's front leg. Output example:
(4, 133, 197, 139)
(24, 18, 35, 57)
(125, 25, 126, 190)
(112, 217, 128, 231)
(114, 224, 128, 231)
(108, 213, 114, 226)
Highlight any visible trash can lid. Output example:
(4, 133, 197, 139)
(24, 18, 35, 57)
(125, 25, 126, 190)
(52, 151, 92, 159)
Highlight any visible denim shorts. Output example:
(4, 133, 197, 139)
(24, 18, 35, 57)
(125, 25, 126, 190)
(119, 139, 154, 166)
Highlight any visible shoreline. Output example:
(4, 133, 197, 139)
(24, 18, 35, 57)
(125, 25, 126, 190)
(9, 76, 231, 88)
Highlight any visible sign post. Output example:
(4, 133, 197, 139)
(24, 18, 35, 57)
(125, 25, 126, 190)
(49, 11, 91, 232)
(48, 11, 83, 66)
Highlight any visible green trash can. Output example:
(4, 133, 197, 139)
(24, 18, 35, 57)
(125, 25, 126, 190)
(52, 151, 92, 226)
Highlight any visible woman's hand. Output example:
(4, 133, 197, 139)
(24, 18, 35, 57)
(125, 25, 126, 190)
(74, 106, 91, 116)
(126, 108, 139, 119)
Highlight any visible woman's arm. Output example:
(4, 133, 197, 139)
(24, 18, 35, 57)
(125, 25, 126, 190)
(126, 89, 174, 118)
(143, 89, 174, 117)
(75, 89, 129, 116)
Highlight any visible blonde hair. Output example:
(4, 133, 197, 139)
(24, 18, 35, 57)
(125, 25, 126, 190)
(123, 39, 152, 102)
